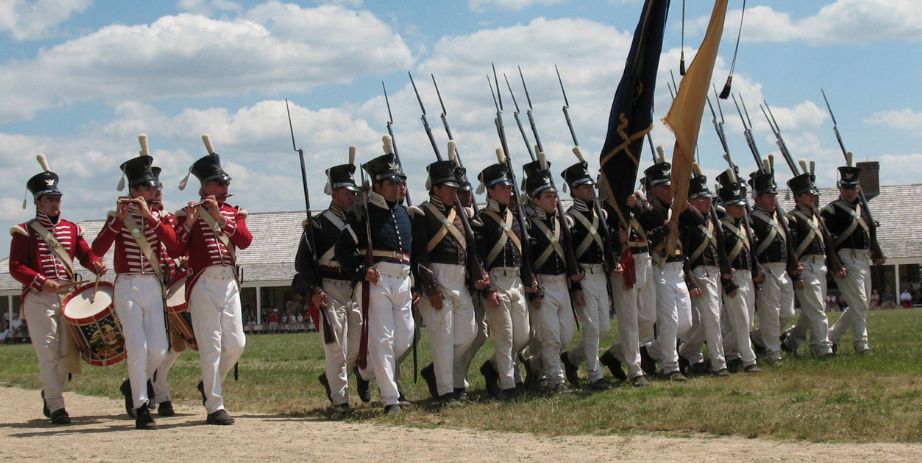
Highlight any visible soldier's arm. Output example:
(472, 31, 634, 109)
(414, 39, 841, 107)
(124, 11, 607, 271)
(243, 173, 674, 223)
(335, 215, 365, 286)
(225, 207, 253, 250)
(172, 208, 192, 257)
(410, 206, 438, 296)
(91, 213, 119, 257)
(74, 225, 105, 275)
(294, 221, 322, 296)
(8, 227, 45, 291)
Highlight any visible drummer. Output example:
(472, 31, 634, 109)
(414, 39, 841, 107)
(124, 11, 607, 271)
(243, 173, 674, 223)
(8, 154, 107, 425)
(92, 144, 180, 430)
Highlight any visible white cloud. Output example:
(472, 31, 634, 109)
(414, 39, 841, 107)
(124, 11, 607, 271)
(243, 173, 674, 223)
(176, 0, 242, 15)
(865, 109, 922, 134)
(878, 153, 922, 185)
(0, 0, 90, 41)
(0, 3, 413, 121)
(469, 0, 565, 13)
(713, 0, 922, 45)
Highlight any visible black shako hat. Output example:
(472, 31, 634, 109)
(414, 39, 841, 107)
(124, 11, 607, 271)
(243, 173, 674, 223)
(560, 161, 595, 190)
(326, 164, 360, 193)
(363, 153, 405, 183)
(522, 158, 556, 197)
(121, 155, 162, 189)
(748, 171, 778, 196)
(688, 175, 714, 200)
(456, 166, 472, 192)
(478, 163, 513, 193)
(26, 154, 61, 200)
(838, 165, 861, 187)
(643, 161, 672, 189)
(788, 172, 819, 196)
(426, 160, 462, 188)
(190, 153, 232, 185)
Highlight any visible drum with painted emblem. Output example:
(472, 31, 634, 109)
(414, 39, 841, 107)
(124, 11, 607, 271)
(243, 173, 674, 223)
(61, 281, 126, 366)
(165, 276, 197, 351)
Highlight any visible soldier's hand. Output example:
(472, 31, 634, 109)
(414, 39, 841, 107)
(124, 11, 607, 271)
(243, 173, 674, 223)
(311, 290, 327, 308)
(529, 296, 543, 310)
(485, 291, 501, 308)
(689, 287, 702, 298)
(835, 268, 848, 279)
(429, 293, 444, 310)
(412, 291, 421, 306)
(626, 194, 638, 208)
(116, 198, 130, 222)
(794, 280, 805, 290)
(364, 267, 380, 284)
(134, 196, 153, 221)
(474, 275, 491, 290)
(874, 257, 887, 266)
(42, 279, 61, 293)
(610, 262, 624, 275)
(727, 289, 738, 298)
(185, 202, 200, 227)
(570, 272, 585, 283)
(202, 196, 224, 224)
(573, 290, 585, 307)
(94, 261, 108, 276)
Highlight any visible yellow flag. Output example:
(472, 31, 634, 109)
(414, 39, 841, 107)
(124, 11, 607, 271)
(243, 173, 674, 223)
(662, 0, 728, 253)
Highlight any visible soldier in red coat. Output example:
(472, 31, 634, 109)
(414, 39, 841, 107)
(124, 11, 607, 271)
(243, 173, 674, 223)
(92, 137, 180, 430)
(174, 136, 252, 425)
(8, 154, 107, 425)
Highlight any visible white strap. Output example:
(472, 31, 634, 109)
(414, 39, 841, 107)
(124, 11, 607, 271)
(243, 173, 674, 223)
(532, 218, 564, 269)
(29, 221, 75, 280)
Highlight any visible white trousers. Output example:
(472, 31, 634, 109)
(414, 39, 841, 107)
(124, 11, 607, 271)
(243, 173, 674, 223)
(679, 266, 726, 371)
(566, 266, 610, 382)
(634, 253, 658, 343)
(829, 250, 872, 352)
(321, 279, 362, 405)
(23, 290, 70, 413)
(484, 268, 530, 390)
(529, 274, 577, 387)
(419, 263, 477, 396)
(647, 261, 692, 374)
(115, 274, 169, 410)
(153, 348, 181, 403)
(607, 252, 654, 379)
(786, 256, 833, 356)
(355, 262, 414, 407)
(722, 269, 757, 367)
(189, 265, 246, 414)
(456, 295, 487, 389)
(754, 262, 796, 361)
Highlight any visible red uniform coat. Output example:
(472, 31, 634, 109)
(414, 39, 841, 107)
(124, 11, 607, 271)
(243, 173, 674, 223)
(173, 203, 252, 293)
(91, 208, 181, 276)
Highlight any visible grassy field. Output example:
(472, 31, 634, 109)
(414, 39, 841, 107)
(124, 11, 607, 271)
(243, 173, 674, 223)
(2, 309, 921, 442)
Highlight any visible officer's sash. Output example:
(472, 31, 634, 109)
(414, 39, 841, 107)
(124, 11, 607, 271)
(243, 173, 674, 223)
(689, 220, 716, 263)
(790, 209, 822, 258)
(721, 218, 749, 263)
(29, 221, 75, 280)
(482, 209, 521, 264)
(532, 218, 564, 269)
(752, 209, 786, 257)
(569, 210, 604, 259)
(423, 202, 466, 253)
(832, 200, 869, 246)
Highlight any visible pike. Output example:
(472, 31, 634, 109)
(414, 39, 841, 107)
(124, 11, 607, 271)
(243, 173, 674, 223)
(408, 71, 489, 288)
(731, 93, 800, 278)
(760, 99, 845, 274)
(285, 99, 336, 345)
(488, 66, 539, 297)
(381, 81, 418, 382)
(820, 90, 885, 262)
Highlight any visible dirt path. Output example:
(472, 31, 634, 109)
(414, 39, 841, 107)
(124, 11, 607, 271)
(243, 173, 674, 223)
(1, 386, 919, 462)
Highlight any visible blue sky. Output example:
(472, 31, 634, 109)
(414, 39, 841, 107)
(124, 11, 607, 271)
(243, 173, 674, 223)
(1, 0, 920, 255)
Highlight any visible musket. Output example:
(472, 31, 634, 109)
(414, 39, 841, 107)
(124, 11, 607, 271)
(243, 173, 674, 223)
(431, 73, 480, 214)
(354, 165, 375, 370)
(707, 89, 761, 283)
(760, 99, 845, 274)
(488, 69, 539, 295)
(381, 81, 418, 382)
(516, 66, 582, 281)
(408, 71, 489, 287)
(285, 99, 335, 345)
(820, 89, 884, 261)
(732, 93, 800, 278)
(554, 66, 621, 268)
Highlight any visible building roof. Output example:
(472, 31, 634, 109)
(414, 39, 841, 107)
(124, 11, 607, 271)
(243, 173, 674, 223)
(2, 184, 920, 292)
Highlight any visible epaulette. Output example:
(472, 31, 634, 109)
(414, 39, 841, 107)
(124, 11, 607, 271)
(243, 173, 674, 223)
(564, 214, 575, 228)
(408, 205, 425, 217)
(76, 224, 85, 236)
(9, 225, 28, 237)
(236, 207, 248, 218)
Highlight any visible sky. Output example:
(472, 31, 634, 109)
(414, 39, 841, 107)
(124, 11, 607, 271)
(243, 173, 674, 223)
(1, 0, 920, 256)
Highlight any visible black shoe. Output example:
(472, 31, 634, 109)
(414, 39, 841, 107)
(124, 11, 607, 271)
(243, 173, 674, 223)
(206, 409, 235, 425)
(319, 373, 333, 404)
(630, 375, 650, 388)
(146, 380, 156, 410)
(678, 356, 690, 376)
(518, 352, 538, 389)
(726, 357, 742, 373)
(743, 364, 762, 373)
(751, 333, 766, 357)
(438, 393, 461, 407)
(663, 371, 687, 382)
(639, 345, 657, 377)
(384, 404, 401, 415)
(831, 342, 838, 354)
(353, 367, 371, 403)
(120, 379, 135, 418)
(480, 360, 500, 398)
(158, 401, 175, 417)
(560, 352, 580, 387)
(420, 363, 439, 400)
(780, 331, 795, 354)
(135, 405, 157, 430)
(454, 388, 470, 403)
(41, 390, 50, 418)
(713, 368, 730, 377)
(599, 351, 627, 381)
(687, 361, 708, 377)
(50, 408, 71, 425)
(396, 382, 409, 405)
(196, 380, 206, 406)
(587, 378, 611, 391)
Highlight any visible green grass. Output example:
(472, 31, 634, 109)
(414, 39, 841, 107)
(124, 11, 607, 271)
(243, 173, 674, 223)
(2, 309, 922, 442)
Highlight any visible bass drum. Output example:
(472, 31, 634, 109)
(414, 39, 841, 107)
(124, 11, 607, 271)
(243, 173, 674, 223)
(61, 281, 126, 366)
(165, 276, 197, 351)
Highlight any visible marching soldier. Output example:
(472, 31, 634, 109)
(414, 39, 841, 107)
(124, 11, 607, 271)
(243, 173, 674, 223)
(92, 139, 181, 429)
(781, 168, 836, 357)
(822, 155, 883, 354)
(413, 152, 492, 405)
(174, 137, 253, 425)
(522, 152, 583, 393)
(559, 154, 613, 390)
(335, 136, 414, 415)
(474, 154, 531, 399)
(677, 170, 731, 377)
(295, 149, 362, 411)
(149, 212, 187, 418)
(748, 162, 797, 362)
(716, 170, 761, 373)
(636, 157, 693, 381)
(9, 154, 107, 424)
